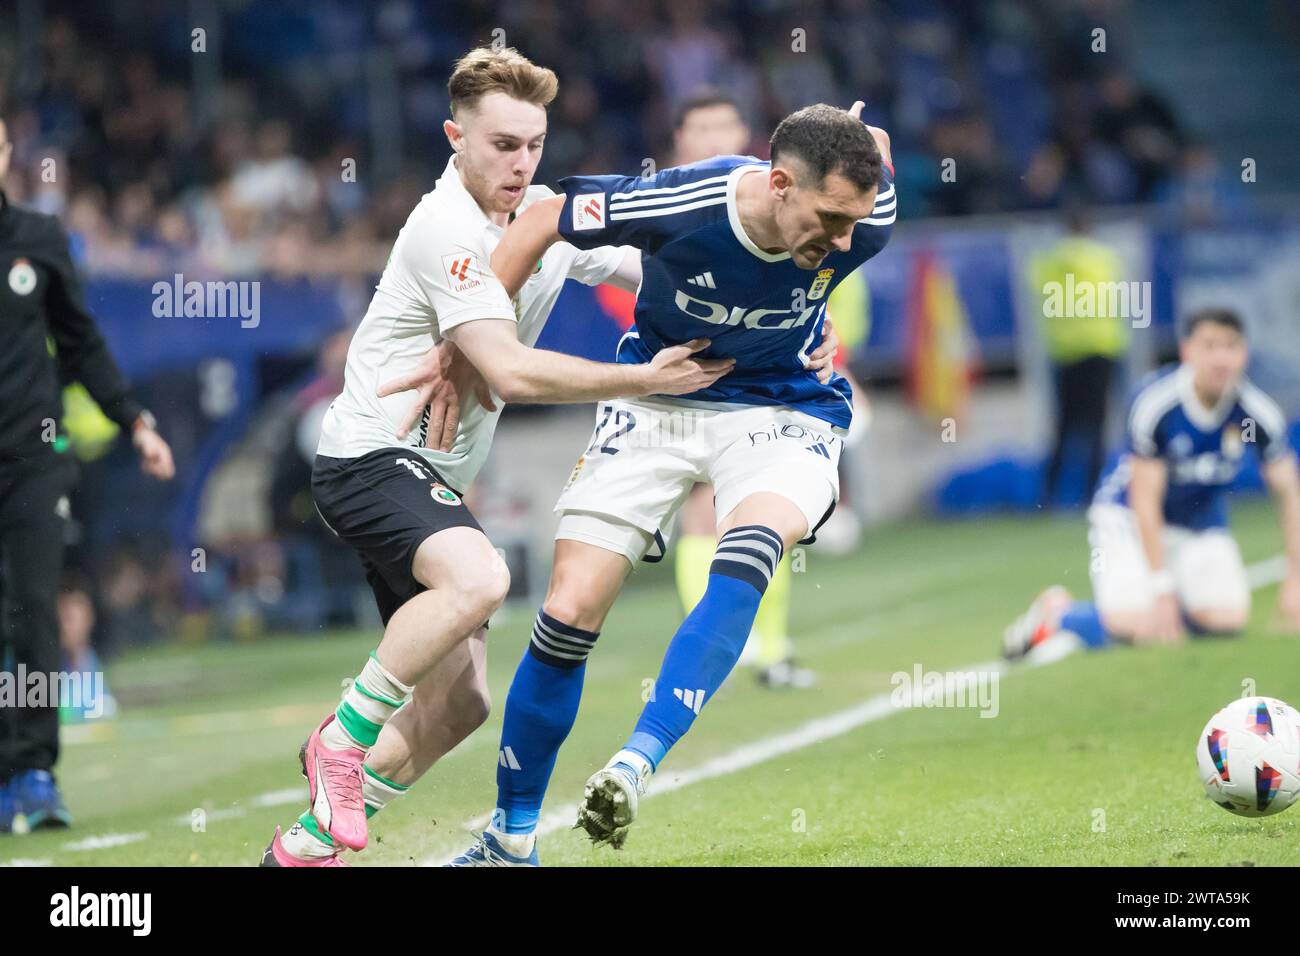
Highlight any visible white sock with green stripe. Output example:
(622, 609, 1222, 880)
(322, 653, 413, 752)
(281, 764, 411, 860)
(282, 809, 338, 860)
(362, 764, 409, 816)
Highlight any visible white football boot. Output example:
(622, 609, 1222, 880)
(575, 749, 653, 849)
(1002, 585, 1072, 660)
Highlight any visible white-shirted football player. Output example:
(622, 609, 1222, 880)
(263, 47, 838, 866)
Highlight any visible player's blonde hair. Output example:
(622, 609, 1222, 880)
(448, 47, 558, 119)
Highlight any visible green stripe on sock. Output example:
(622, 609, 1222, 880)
(364, 764, 410, 791)
(336, 701, 382, 747)
(298, 810, 334, 847)
(352, 679, 404, 709)
(365, 804, 378, 819)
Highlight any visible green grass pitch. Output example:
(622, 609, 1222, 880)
(4, 500, 1297, 866)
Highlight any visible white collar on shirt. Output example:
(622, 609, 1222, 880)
(434, 154, 493, 226)
(727, 163, 790, 263)
(1176, 363, 1238, 431)
(434, 154, 529, 237)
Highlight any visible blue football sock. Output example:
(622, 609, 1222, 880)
(625, 525, 784, 770)
(492, 610, 598, 834)
(1058, 601, 1110, 649)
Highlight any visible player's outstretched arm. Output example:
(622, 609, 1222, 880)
(445, 318, 733, 405)
(492, 196, 565, 298)
(604, 247, 642, 293)
(1263, 453, 1300, 629)
(1129, 455, 1183, 643)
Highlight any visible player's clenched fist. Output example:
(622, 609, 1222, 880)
(639, 338, 735, 396)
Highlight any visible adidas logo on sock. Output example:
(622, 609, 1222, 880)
(498, 746, 521, 770)
(673, 687, 706, 714)
(686, 271, 716, 289)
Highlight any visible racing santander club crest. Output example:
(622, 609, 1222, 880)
(8, 258, 37, 296)
(430, 482, 462, 506)
(808, 268, 834, 300)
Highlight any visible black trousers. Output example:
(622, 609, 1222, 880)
(0, 454, 75, 782)
(1044, 355, 1117, 504)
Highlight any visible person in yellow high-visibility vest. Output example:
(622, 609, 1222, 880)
(1030, 206, 1129, 504)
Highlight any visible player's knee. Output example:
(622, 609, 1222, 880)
(446, 554, 511, 621)
(1097, 606, 1144, 640)
(541, 591, 604, 634)
(1187, 605, 1249, 635)
(470, 559, 512, 619)
(717, 492, 808, 550)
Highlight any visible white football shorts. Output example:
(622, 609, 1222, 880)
(1086, 502, 1250, 614)
(554, 397, 844, 565)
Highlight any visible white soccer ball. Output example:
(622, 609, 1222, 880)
(1197, 696, 1300, 817)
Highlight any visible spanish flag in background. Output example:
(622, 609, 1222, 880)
(904, 249, 978, 423)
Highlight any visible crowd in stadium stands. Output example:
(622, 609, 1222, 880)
(0, 0, 1220, 281)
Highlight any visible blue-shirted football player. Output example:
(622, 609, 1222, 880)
(450, 102, 895, 863)
(1005, 308, 1300, 662)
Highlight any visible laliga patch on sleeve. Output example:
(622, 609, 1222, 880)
(571, 193, 605, 231)
(442, 253, 485, 295)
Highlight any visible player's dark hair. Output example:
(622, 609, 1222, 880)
(1181, 307, 1245, 340)
(769, 104, 882, 193)
(673, 89, 743, 130)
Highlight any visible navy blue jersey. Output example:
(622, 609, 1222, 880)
(557, 154, 895, 428)
(1093, 364, 1293, 529)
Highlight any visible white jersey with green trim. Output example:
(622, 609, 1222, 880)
(317, 155, 626, 491)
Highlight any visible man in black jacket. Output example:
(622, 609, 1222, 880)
(0, 116, 174, 833)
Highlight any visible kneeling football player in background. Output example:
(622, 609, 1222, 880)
(1004, 308, 1300, 661)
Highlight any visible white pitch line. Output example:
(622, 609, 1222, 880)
(421, 662, 1007, 866)
(251, 787, 306, 808)
(1246, 554, 1286, 589)
(63, 831, 149, 852)
(171, 787, 305, 826)
(0, 555, 1276, 868)
(420, 554, 1286, 866)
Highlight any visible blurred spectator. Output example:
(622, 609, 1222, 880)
(0, 0, 1249, 653)
(0, 3, 1211, 285)
(1157, 142, 1246, 227)
(924, 113, 1014, 215)
(98, 549, 163, 649)
(56, 576, 117, 722)
(1092, 70, 1184, 201)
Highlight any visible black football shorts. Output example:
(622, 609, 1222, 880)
(312, 449, 484, 624)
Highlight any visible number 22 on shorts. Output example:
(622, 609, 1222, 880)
(585, 404, 638, 456)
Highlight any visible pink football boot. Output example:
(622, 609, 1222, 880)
(259, 826, 349, 867)
(303, 713, 368, 850)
